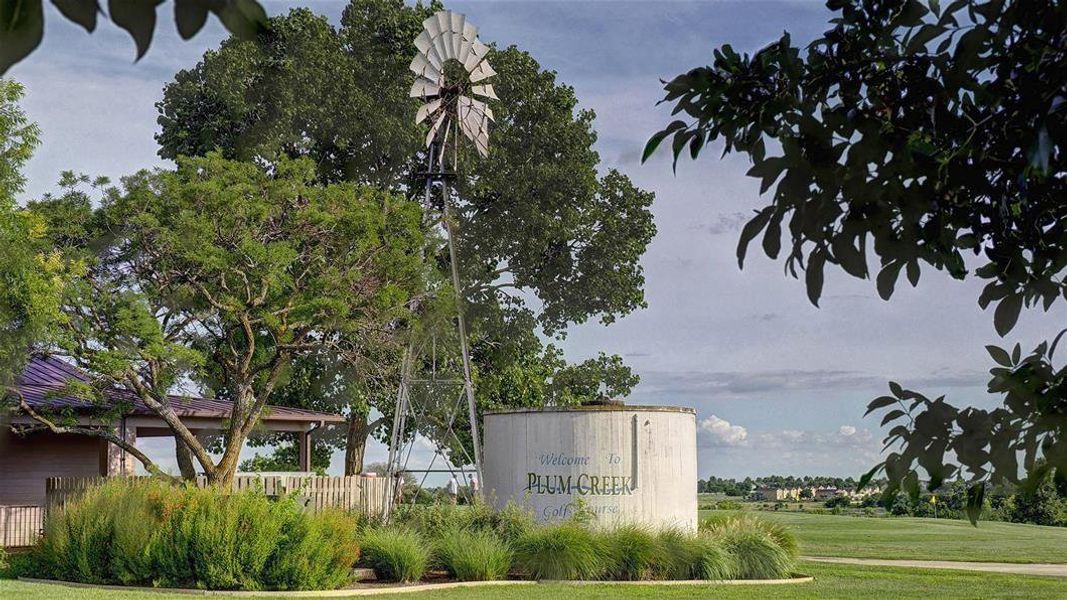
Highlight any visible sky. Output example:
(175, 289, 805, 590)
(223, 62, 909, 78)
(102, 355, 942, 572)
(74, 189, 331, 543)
(9, 0, 1064, 480)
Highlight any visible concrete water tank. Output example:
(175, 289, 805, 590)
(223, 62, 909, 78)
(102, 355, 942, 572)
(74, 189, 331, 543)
(482, 405, 697, 530)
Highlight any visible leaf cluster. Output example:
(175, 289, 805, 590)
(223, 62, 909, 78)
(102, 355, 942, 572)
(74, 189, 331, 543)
(0, 0, 269, 75)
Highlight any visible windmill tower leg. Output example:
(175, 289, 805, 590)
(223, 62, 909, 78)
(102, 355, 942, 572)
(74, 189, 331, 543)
(384, 348, 412, 520)
(442, 179, 485, 498)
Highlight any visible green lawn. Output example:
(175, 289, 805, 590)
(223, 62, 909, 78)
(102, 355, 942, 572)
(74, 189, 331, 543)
(3, 562, 1066, 599)
(702, 510, 1067, 563)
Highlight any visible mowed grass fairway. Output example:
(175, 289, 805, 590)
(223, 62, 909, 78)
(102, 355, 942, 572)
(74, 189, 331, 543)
(700, 510, 1067, 563)
(2, 563, 1067, 599)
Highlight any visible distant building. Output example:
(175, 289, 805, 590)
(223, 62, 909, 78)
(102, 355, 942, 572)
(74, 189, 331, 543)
(814, 486, 839, 500)
(754, 486, 804, 501)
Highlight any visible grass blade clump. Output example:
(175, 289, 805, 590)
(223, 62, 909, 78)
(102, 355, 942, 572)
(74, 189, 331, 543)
(751, 517, 798, 557)
(707, 516, 795, 579)
(601, 524, 663, 580)
(434, 528, 513, 581)
(655, 527, 737, 580)
(361, 526, 430, 583)
(513, 521, 606, 580)
(687, 534, 738, 580)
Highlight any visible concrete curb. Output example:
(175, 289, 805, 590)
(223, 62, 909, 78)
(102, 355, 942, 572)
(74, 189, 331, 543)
(18, 575, 814, 596)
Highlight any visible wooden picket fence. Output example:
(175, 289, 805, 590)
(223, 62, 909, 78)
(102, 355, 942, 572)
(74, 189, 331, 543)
(0, 505, 43, 548)
(44, 474, 391, 522)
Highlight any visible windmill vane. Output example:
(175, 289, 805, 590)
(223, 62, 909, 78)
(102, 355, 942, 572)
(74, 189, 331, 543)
(409, 10, 497, 158)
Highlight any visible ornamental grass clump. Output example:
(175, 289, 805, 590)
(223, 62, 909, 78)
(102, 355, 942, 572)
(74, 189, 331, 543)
(360, 526, 431, 583)
(751, 517, 799, 557)
(513, 521, 606, 580)
(434, 527, 513, 581)
(684, 534, 738, 580)
(706, 515, 796, 580)
(600, 524, 664, 580)
(655, 527, 736, 581)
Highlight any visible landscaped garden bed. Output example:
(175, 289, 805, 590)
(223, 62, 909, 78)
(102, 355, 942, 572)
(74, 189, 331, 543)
(13, 479, 807, 592)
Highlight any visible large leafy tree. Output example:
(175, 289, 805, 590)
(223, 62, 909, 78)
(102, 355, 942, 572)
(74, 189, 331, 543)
(0, 79, 61, 387)
(647, 0, 1066, 520)
(155, 0, 656, 473)
(21, 153, 425, 485)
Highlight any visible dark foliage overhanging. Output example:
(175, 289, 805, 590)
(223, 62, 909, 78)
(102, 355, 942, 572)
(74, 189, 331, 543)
(646, 0, 1067, 521)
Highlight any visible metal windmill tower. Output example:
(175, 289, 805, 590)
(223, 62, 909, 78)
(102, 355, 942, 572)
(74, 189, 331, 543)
(385, 10, 497, 516)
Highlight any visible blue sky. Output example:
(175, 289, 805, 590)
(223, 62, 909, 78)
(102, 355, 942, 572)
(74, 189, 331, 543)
(11, 1, 1064, 479)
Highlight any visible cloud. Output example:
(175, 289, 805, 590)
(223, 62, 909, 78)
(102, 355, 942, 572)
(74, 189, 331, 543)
(633, 367, 988, 398)
(638, 368, 886, 396)
(698, 415, 749, 447)
(752, 427, 875, 451)
(692, 212, 749, 235)
(750, 313, 779, 322)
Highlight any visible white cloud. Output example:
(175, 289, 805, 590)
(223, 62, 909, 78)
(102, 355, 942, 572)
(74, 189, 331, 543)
(699, 415, 748, 447)
(839, 425, 857, 437)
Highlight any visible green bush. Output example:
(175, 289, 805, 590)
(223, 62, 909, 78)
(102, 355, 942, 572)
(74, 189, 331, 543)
(706, 516, 795, 579)
(150, 485, 288, 590)
(0, 548, 35, 579)
(434, 528, 512, 581)
(513, 521, 606, 580)
(484, 503, 536, 543)
(393, 502, 534, 543)
(31, 479, 359, 590)
(391, 503, 463, 537)
(36, 478, 165, 584)
(263, 508, 362, 590)
(600, 524, 663, 580)
(361, 526, 430, 583)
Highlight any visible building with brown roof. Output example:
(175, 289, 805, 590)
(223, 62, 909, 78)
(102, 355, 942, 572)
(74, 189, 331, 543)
(1, 354, 345, 507)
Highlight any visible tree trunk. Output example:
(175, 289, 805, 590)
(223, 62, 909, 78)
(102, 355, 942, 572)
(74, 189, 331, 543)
(174, 435, 198, 480)
(213, 440, 243, 489)
(345, 414, 370, 476)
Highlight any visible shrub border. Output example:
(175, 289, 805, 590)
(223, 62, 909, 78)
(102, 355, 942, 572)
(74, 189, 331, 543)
(18, 575, 813, 596)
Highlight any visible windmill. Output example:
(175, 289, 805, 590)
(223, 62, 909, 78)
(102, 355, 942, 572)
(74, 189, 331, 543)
(385, 10, 496, 516)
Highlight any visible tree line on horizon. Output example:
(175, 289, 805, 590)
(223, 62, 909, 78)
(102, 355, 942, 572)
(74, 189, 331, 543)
(698, 475, 870, 496)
